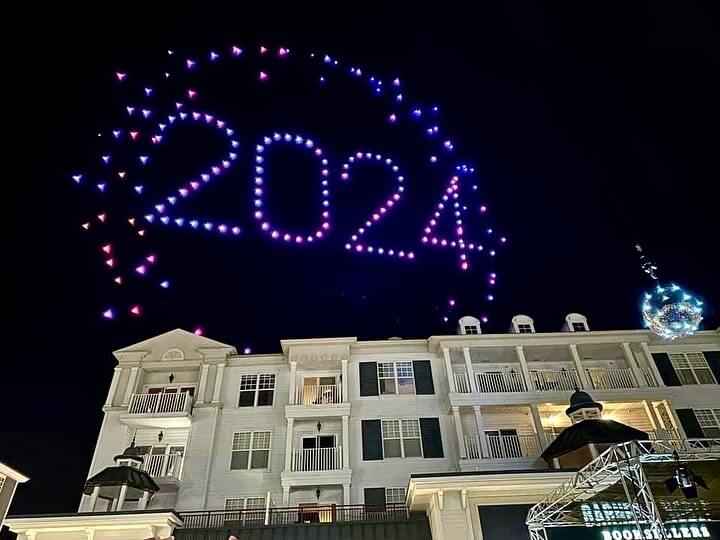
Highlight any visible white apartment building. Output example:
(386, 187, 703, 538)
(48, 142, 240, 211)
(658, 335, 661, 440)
(6, 313, 720, 540)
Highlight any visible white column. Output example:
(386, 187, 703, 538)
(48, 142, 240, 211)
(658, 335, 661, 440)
(116, 484, 129, 511)
(530, 404, 548, 450)
(196, 364, 210, 404)
(341, 359, 348, 402)
(342, 415, 350, 468)
(462, 348, 478, 392)
(442, 347, 456, 392)
(264, 492, 272, 525)
(122, 367, 140, 406)
(289, 361, 297, 404)
(88, 486, 100, 512)
(282, 486, 290, 506)
(640, 342, 665, 387)
(621, 343, 646, 387)
(666, 400, 687, 439)
(472, 405, 488, 458)
(104, 367, 123, 408)
(211, 363, 225, 403)
(343, 484, 351, 505)
(515, 346, 533, 391)
(569, 344, 591, 389)
(452, 406, 467, 459)
(138, 490, 150, 510)
(284, 418, 294, 470)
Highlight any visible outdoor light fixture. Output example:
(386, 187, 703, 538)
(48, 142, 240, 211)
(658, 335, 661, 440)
(665, 450, 708, 499)
(316, 487, 321, 499)
(317, 421, 322, 432)
(168, 373, 175, 383)
(158, 431, 164, 442)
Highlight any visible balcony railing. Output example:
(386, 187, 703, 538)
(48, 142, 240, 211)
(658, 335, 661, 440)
(463, 433, 541, 459)
(141, 453, 183, 479)
(586, 368, 637, 389)
(475, 371, 526, 393)
(180, 504, 411, 528)
(127, 392, 192, 415)
(642, 368, 659, 387)
(530, 369, 579, 392)
(291, 446, 342, 471)
(453, 373, 472, 393)
(297, 384, 341, 405)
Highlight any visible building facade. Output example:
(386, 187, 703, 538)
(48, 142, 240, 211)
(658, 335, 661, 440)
(0, 461, 29, 529)
(6, 313, 720, 540)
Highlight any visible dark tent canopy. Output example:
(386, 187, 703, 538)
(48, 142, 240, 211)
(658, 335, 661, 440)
(541, 419, 649, 462)
(83, 465, 159, 495)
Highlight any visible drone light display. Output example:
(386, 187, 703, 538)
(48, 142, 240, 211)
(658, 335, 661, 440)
(636, 244, 704, 340)
(73, 43, 507, 331)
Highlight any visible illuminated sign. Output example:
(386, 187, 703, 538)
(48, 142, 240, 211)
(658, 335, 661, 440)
(599, 524, 711, 540)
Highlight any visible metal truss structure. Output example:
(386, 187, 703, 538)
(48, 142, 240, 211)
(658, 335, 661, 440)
(526, 439, 720, 540)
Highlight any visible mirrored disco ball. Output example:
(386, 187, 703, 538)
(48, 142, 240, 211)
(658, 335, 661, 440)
(641, 283, 703, 340)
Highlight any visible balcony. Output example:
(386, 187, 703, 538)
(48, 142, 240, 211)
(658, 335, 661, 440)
(296, 384, 341, 405)
(120, 392, 193, 428)
(530, 369, 580, 391)
(585, 368, 638, 389)
(179, 503, 412, 529)
(141, 453, 183, 479)
(464, 433, 541, 460)
(291, 446, 342, 472)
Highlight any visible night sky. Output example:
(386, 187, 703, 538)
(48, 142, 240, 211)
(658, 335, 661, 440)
(4, 0, 718, 525)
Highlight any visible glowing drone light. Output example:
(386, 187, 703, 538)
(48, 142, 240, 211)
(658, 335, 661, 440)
(636, 245, 703, 340)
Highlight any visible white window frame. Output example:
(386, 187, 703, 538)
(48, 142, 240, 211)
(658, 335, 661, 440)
(238, 373, 276, 406)
(571, 322, 587, 332)
(377, 362, 416, 395)
(517, 323, 533, 334)
(381, 419, 422, 459)
(694, 409, 720, 438)
(464, 325, 480, 334)
(385, 487, 406, 504)
(0, 472, 5, 493)
(231, 431, 271, 470)
(669, 353, 717, 385)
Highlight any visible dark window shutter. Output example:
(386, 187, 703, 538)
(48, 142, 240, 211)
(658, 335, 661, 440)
(362, 419, 383, 460)
(364, 487, 386, 511)
(676, 409, 705, 438)
(651, 353, 681, 386)
(703, 351, 720, 384)
(359, 362, 379, 396)
(413, 360, 435, 395)
(419, 417, 444, 458)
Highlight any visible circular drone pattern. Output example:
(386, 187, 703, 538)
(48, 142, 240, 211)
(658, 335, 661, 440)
(641, 284, 703, 340)
(72, 43, 507, 333)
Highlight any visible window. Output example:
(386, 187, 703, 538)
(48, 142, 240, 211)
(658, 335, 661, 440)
(382, 419, 422, 458)
(224, 497, 265, 524)
(0, 473, 5, 493)
(571, 322, 587, 332)
(231, 431, 271, 469)
(517, 323, 533, 334)
(669, 353, 717, 385)
(464, 325, 479, 334)
(239, 374, 276, 406)
(694, 409, 720, 438)
(377, 362, 415, 395)
(161, 348, 184, 361)
(386, 487, 406, 504)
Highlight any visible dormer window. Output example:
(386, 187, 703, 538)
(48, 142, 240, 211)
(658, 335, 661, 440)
(564, 313, 589, 332)
(458, 316, 482, 335)
(511, 315, 535, 334)
(517, 324, 533, 334)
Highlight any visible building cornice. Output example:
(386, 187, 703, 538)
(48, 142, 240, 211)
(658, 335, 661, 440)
(0, 461, 29, 483)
